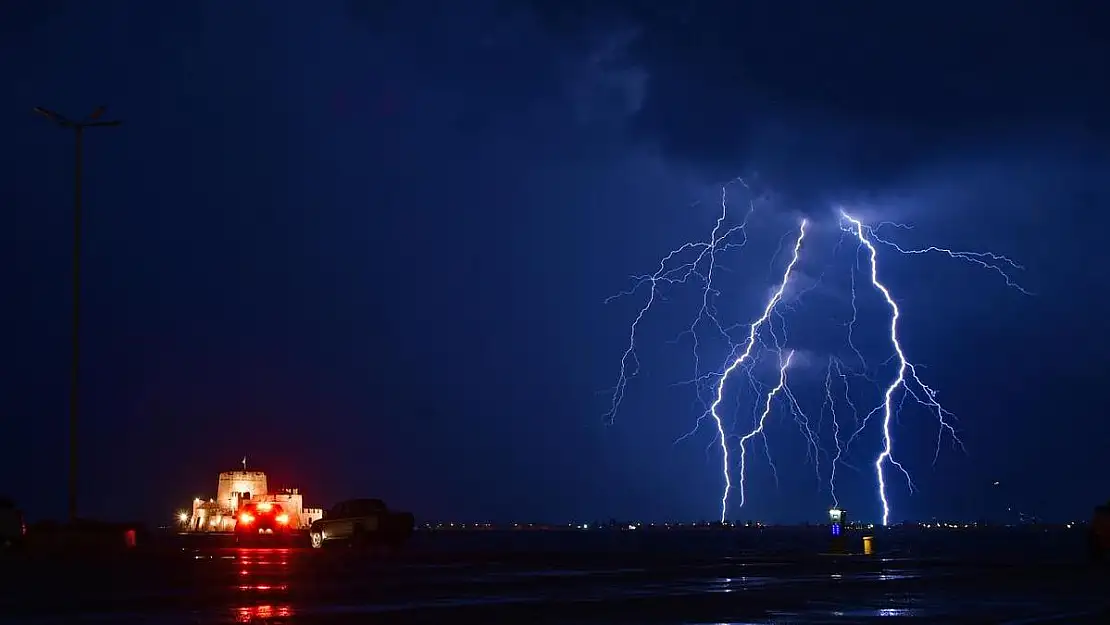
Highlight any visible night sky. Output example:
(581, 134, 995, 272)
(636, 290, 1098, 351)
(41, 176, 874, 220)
(2, 1, 1108, 526)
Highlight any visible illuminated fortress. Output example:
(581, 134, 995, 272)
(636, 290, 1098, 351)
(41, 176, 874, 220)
(179, 466, 323, 532)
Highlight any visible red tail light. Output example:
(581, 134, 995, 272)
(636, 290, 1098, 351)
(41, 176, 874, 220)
(239, 513, 254, 525)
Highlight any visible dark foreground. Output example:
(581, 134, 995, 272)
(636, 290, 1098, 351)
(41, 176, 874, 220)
(2, 528, 1108, 624)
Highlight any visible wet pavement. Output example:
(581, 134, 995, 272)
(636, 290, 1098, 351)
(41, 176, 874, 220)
(1, 528, 1108, 624)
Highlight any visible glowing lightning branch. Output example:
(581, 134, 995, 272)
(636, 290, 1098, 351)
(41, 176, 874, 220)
(605, 179, 754, 425)
(867, 231, 1030, 295)
(736, 350, 795, 509)
(845, 247, 869, 369)
(605, 184, 1026, 527)
(822, 357, 845, 508)
(841, 211, 964, 526)
(706, 221, 807, 521)
(782, 384, 822, 482)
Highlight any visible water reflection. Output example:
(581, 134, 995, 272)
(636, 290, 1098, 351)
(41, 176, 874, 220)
(238, 584, 290, 592)
(233, 548, 295, 622)
(831, 607, 923, 618)
(236, 548, 292, 568)
(233, 604, 295, 622)
(235, 547, 292, 578)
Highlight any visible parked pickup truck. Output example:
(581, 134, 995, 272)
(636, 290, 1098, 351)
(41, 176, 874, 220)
(308, 498, 414, 549)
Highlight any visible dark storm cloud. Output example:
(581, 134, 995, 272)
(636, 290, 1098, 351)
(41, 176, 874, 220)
(4, 0, 1105, 525)
(340, 0, 574, 138)
(342, 0, 400, 28)
(0, 0, 70, 40)
(526, 1, 1110, 208)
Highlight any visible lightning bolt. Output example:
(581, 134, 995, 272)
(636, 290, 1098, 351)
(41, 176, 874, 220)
(867, 229, 1031, 295)
(604, 178, 754, 425)
(737, 350, 795, 509)
(822, 357, 845, 508)
(606, 182, 1027, 526)
(704, 221, 806, 521)
(844, 246, 869, 369)
(841, 210, 974, 526)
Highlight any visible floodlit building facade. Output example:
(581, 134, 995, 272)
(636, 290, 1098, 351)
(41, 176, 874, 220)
(179, 467, 323, 532)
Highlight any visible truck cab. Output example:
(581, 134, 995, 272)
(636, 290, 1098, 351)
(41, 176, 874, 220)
(308, 498, 414, 549)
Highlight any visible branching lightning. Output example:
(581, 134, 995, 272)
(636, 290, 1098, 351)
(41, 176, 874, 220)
(605, 182, 1028, 525)
(737, 350, 795, 509)
(821, 357, 847, 509)
(703, 220, 806, 520)
(605, 179, 754, 426)
(842, 211, 937, 526)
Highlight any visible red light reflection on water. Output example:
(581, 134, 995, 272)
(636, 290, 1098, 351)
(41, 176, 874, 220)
(238, 584, 289, 592)
(236, 547, 292, 577)
(233, 604, 294, 622)
(236, 548, 292, 565)
(232, 547, 295, 620)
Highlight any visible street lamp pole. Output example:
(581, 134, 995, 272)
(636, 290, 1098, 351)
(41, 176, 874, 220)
(34, 106, 122, 523)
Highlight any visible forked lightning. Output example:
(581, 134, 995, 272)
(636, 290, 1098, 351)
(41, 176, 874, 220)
(606, 183, 1028, 524)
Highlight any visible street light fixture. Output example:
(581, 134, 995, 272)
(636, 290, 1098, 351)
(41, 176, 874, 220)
(34, 105, 123, 523)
